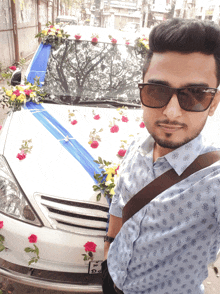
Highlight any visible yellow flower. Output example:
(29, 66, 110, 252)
(42, 30, 47, 36)
(6, 90, 13, 97)
(17, 86, 24, 91)
(57, 34, 62, 38)
(48, 32, 55, 36)
(110, 188, 115, 196)
(10, 94, 16, 101)
(29, 92, 36, 98)
(17, 94, 26, 102)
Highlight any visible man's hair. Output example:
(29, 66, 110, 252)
(143, 18, 220, 86)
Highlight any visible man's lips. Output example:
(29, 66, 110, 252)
(158, 124, 183, 133)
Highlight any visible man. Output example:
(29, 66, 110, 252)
(102, 18, 220, 294)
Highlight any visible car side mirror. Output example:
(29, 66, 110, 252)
(11, 69, 21, 86)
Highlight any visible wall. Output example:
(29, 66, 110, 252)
(0, 0, 63, 69)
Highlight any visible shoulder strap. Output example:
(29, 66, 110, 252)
(122, 150, 220, 225)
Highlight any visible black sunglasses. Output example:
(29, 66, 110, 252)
(138, 83, 218, 112)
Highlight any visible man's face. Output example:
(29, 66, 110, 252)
(142, 52, 220, 151)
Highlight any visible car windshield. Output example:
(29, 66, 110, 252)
(42, 39, 144, 107)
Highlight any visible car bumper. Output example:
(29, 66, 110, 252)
(0, 258, 103, 293)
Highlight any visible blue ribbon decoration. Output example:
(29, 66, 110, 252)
(27, 43, 52, 87)
(23, 102, 104, 182)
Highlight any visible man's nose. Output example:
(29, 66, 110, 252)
(163, 94, 183, 119)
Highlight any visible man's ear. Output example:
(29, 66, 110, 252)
(209, 91, 220, 116)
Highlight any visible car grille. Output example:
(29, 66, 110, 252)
(38, 195, 109, 237)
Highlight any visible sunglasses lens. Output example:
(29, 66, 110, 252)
(178, 88, 214, 112)
(140, 84, 171, 108)
(140, 84, 215, 112)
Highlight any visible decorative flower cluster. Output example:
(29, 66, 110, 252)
(93, 157, 119, 201)
(82, 241, 97, 261)
(35, 22, 70, 45)
(24, 234, 40, 265)
(1, 77, 45, 112)
(1, 65, 17, 85)
(136, 35, 149, 52)
(17, 139, 33, 161)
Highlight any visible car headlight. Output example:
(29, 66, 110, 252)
(0, 155, 42, 226)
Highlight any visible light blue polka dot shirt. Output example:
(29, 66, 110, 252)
(108, 133, 220, 294)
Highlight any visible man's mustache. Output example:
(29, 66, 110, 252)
(155, 120, 187, 128)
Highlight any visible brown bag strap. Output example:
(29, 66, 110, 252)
(122, 150, 220, 225)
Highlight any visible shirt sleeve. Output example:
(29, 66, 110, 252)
(109, 139, 137, 218)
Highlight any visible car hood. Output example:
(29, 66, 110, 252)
(3, 103, 147, 206)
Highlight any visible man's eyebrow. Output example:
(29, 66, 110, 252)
(147, 79, 210, 88)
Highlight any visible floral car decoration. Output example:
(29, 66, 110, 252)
(0, 77, 46, 112)
(0, 28, 148, 273)
(0, 221, 5, 253)
(82, 241, 97, 261)
(35, 22, 70, 46)
(93, 157, 120, 201)
(24, 234, 40, 265)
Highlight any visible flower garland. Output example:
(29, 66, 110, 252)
(0, 77, 45, 112)
(35, 22, 70, 45)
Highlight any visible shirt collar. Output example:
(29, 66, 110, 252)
(138, 134, 204, 176)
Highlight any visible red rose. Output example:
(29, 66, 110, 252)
(118, 149, 126, 157)
(139, 122, 145, 128)
(57, 28, 59, 31)
(9, 66, 16, 71)
(24, 89, 33, 95)
(75, 35, 81, 40)
(0, 221, 3, 229)
(125, 41, 130, 45)
(91, 141, 99, 148)
(50, 25, 53, 28)
(48, 29, 51, 33)
(71, 120, 77, 125)
(110, 125, 119, 133)
(121, 116, 128, 122)
(92, 37, 98, 43)
(28, 234, 37, 243)
(0, 126, 2, 130)
(84, 241, 97, 253)
(94, 114, 100, 120)
(111, 38, 117, 44)
(16, 150, 26, 160)
(13, 90, 20, 96)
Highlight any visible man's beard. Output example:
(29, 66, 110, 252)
(148, 118, 207, 150)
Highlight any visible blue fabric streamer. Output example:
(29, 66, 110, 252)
(27, 43, 51, 87)
(23, 102, 104, 182)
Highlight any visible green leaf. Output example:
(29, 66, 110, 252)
(96, 193, 101, 201)
(34, 244, 39, 256)
(24, 247, 32, 253)
(28, 259, 35, 266)
(98, 157, 103, 164)
(0, 235, 5, 242)
(0, 244, 5, 252)
(35, 258, 38, 263)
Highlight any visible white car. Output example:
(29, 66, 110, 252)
(0, 26, 147, 292)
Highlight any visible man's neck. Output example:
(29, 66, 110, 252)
(153, 143, 174, 162)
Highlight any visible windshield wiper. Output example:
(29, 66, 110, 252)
(78, 100, 141, 108)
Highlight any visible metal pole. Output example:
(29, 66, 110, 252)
(57, 0, 60, 17)
(52, 0, 54, 24)
(37, 0, 41, 43)
(10, 0, 19, 64)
